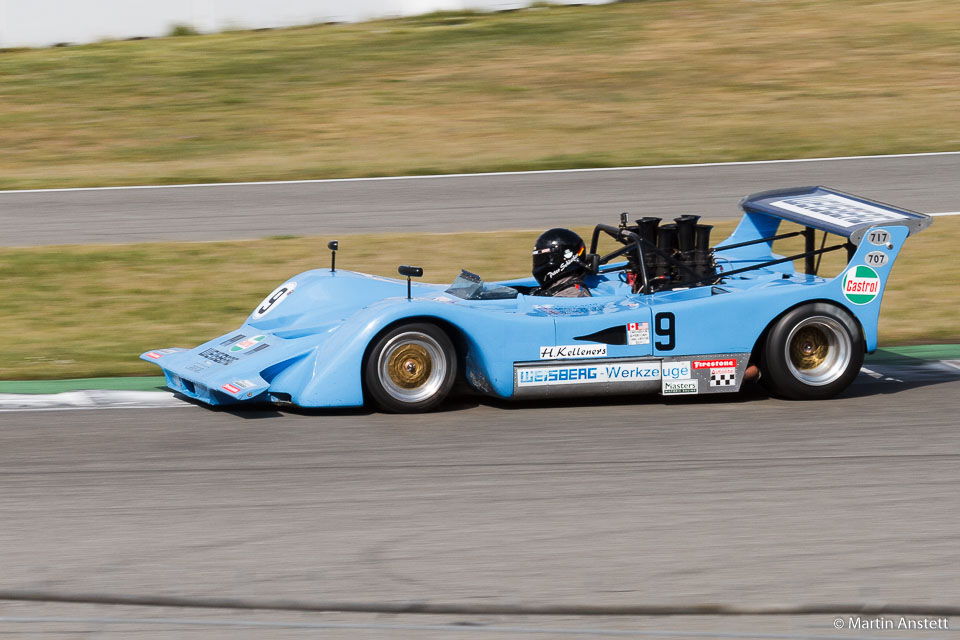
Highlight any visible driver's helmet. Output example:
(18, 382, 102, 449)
(532, 228, 587, 286)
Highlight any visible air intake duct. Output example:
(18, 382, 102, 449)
(694, 224, 717, 282)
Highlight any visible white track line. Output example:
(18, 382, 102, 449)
(1, 151, 958, 195)
(930, 212, 960, 217)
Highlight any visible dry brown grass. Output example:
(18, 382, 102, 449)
(1, 217, 955, 380)
(1, 0, 960, 189)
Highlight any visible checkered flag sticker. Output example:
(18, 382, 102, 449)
(709, 368, 737, 387)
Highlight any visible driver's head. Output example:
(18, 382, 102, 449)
(532, 228, 587, 287)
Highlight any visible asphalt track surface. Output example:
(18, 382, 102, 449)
(2, 153, 959, 245)
(3, 155, 960, 637)
(2, 371, 959, 638)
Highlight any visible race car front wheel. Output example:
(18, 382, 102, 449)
(364, 323, 457, 413)
(760, 303, 864, 400)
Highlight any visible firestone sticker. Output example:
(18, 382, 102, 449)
(627, 322, 650, 346)
(842, 265, 881, 305)
(693, 359, 737, 369)
(539, 345, 607, 359)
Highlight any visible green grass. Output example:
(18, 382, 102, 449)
(1, 0, 960, 189)
(1, 219, 957, 380)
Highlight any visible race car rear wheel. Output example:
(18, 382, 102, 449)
(365, 323, 457, 413)
(760, 303, 863, 400)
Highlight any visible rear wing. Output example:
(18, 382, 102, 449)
(739, 186, 932, 245)
(713, 186, 934, 279)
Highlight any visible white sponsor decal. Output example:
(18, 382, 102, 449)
(663, 379, 698, 395)
(144, 348, 182, 360)
(539, 345, 608, 359)
(867, 229, 891, 246)
(230, 335, 265, 352)
(709, 367, 737, 387)
(517, 361, 661, 387)
(626, 322, 650, 346)
(233, 379, 257, 389)
(693, 358, 737, 369)
(771, 194, 909, 228)
(252, 281, 297, 319)
(661, 361, 691, 380)
(864, 250, 888, 267)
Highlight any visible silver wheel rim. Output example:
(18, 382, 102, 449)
(377, 331, 447, 403)
(784, 316, 851, 386)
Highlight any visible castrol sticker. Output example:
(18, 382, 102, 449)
(842, 265, 881, 305)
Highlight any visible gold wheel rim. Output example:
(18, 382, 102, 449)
(789, 326, 829, 371)
(783, 316, 852, 386)
(377, 331, 448, 403)
(387, 343, 433, 389)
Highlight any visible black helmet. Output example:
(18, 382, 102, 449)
(532, 228, 587, 286)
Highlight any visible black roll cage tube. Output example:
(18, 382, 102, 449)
(588, 224, 853, 295)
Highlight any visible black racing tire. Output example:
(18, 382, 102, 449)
(364, 323, 457, 413)
(760, 303, 864, 400)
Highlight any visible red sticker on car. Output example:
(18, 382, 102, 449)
(693, 359, 737, 369)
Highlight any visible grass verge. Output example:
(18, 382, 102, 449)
(1, 218, 957, 380)
(1, 0, 960, 189)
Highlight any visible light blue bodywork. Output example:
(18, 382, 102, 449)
(142, 186, 931, 408)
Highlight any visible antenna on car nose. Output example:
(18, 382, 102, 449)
(398, 265, 423, 300)
(328, 240, 339, 272)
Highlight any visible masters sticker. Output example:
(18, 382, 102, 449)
(626, 322, 650, 346)
(842, 265, 881, 305)
(663, 379, 698, 395)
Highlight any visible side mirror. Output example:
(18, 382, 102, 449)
(328, 240, 338, 272)
(398, 265, 423, 278)
(398, 265, 423, 299)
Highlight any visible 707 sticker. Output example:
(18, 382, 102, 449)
(864, 250, 888, 267)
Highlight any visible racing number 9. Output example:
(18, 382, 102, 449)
(258, 287, 289, 316)
(654, 312, 675, 351)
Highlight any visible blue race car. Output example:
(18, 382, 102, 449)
(142, 186, 932, 412)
